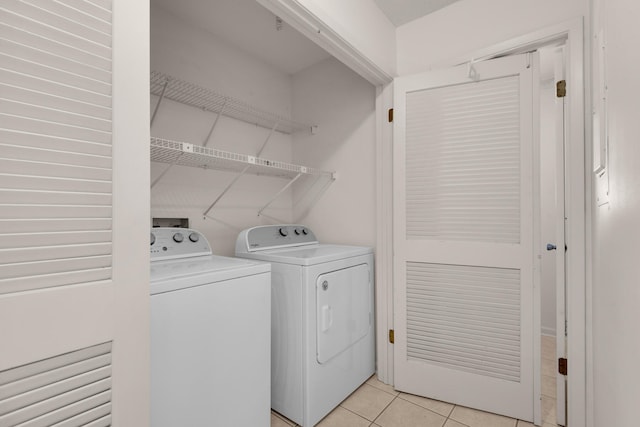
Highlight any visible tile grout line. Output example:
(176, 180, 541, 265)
(337, 403, 380, 425)
(376, 392, 461, 426)
(394, 393, 455, 421)
(444, 404, 472, 427)
(271, 410, 296, 426)
(369, 390, 400, 425)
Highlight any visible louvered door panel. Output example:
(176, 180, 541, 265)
(405, 76, 521, 243)
(0, 1, 113, 294)
(0, 343, 112, 427)
(406, 262, 521, 382)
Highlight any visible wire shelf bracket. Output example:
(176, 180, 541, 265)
(258, 173, 303, 216)
(150, 77, 169, 128)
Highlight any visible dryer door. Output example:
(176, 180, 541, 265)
(316, 263, 370, 364)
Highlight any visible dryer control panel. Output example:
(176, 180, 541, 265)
(236, 224, 318, 253)
(150, 227, 212, 260)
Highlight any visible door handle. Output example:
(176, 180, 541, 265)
(546, 244, 557, 251)
(321, 305, 332, 332)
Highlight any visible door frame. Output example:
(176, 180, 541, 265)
(241, 4, 589, 425)
(375, 18, 588, 427)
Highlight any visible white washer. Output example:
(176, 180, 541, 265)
(236, 224, 375, 427)
(150, 227, 270, 427)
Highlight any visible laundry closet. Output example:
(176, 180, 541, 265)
(149, 0, 378, 255)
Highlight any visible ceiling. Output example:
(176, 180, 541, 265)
(152, 0, 331, 75)
(373, 0, 463, 26)
(152, 0, 463, 76)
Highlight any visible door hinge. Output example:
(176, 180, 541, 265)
(388, 108, 394, 122)
(389, 329, 395, 344)
(559, 357, 568, 375)
(556, 80, 567, 98)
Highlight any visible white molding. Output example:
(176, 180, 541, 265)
(532, 51, 543, 426)
(564, 17, 588, 427)
(112, 0, 151, 425)
(374, 83, 394, 384)
(255, 0, 393, 86)
(248, 4, 589, 423)
(436, 19, 578, 69)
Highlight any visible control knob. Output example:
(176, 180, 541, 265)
(173, 232, 184, 243)
(301, 228, 308, 235)
(279, 227, 288, 237)
(294, 228, 301, 235)
(189, 233, 199, 242)
(150, 233, 155, 246)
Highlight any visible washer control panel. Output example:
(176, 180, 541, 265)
(150, 227, 212, 260)
(237, 224, 318, 252)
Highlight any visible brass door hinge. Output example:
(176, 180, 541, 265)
(388, 108, 394, 122)
(559, 357, 568, 375)
(556, 80, 567, 98)
(389, 329, 395, 344)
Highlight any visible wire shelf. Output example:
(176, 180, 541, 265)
(150, 137, 334, 180)
(151, 71, 313, 134)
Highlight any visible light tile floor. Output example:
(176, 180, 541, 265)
(271, 335, 561, 427)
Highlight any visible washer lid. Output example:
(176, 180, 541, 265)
(150, 255, 270, 293)
(238, 244, 372, 266)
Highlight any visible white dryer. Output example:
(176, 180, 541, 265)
(236, 225, 375, 427)
(150, 227, 270, 427)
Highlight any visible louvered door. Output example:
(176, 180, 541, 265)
(393, 54, 536, 421)
(0, 1, 149, 425)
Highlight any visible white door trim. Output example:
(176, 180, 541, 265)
(111, 1, 151, 424)
(375, 17, 588, 427)
(375, 83, 395, 384)
(241, 5, 588, 424)
(554, 46, 569, 426)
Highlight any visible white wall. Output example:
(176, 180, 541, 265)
(292, 58, 377, 248)
(539, 80, 558, 337)
(397, 0, 586, 75)
(151, 5, 292, 115)
(591, 0, 640, 425)
(150, 5, 295, 256)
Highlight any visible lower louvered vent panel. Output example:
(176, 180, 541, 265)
(0, 342, 112, 427)
(406, 262, 521, 382)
